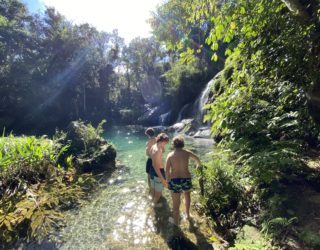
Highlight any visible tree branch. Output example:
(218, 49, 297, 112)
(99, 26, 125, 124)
(281, 0, 310, 19)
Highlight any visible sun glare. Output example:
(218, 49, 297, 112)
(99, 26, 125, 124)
(40, 0, 163, 42)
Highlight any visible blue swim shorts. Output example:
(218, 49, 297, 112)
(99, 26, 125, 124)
(169, 178, 192, 193)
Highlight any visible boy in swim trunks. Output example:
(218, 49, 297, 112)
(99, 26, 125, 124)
(165, 135, 201, 225)
(145, 128, 156, 190)
(150, 133, 169, 204)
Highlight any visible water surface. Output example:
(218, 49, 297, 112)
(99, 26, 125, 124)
(54, 127, 214, 249)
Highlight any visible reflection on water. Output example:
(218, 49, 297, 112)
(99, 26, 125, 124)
(48, 127, 214, 249)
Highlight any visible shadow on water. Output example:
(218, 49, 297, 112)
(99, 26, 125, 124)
(153, 196, 213, 250)
(153, 196, 171, 235)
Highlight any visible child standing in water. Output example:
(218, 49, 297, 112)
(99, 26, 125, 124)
(166, 135, 201, 225)
(145, 128, 156, 190)
(150, 133, 169, 204)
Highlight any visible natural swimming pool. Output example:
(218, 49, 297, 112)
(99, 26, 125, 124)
(50, 126, 214, 249)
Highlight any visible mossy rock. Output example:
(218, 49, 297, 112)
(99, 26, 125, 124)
(78, 144, 116, 173)
(62, 120, 117, 173)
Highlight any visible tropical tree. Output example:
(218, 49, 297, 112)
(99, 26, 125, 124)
(0, 1, 125, 132)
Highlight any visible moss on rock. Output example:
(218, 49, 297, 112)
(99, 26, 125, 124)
(59, 120, 116, 173)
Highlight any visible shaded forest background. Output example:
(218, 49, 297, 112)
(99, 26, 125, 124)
(0, 0, 221, 134)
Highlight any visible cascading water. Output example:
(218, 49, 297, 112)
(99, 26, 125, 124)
(178, 72, 221, 125)
(159, 111, 171, 126)
(176, 103, 191, 122)
(171, 72, 222, 138)
(198, 79, 215, 117)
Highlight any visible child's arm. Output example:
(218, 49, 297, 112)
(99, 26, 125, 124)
(188, 150, 201, 167)
(165, 154, 172, 183)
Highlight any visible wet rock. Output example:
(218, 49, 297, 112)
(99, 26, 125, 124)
(150, 125, 167, 134)
(167, 119, 197, 135)
(194, 128, 211, 139)
(168, 119, 213, 139)
(138, 103, 170, 126)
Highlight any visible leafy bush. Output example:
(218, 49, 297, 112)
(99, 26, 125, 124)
(0, 135, 66, 197)
(197, 149, 251, 233)
(0, 121, 113, 247)
(198, 51, 319, 246)
(300, 230, 320, 248)
(261, 217, 297, 238)
(230, 224, 279, 250)
(0, 169, 96, 246)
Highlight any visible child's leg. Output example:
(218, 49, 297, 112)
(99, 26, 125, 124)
(172, 192, 181, 225)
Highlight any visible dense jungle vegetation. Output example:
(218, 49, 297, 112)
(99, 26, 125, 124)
(0, 0, 220, 133)
(1, 0, 320, 248)
(149, 0, 320, 248)
(0, 120, 116, 247)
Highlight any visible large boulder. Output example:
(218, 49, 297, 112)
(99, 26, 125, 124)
(194, 127, 212, 138)
(60, 120, 116, 173)
(138, 103, 170, 126)
(167, 119, 198, 135)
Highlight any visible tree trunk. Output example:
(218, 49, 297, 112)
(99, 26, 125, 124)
(282, 0, 320, 123)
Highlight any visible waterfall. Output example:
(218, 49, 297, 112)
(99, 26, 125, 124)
(176, 103, 191, 122)
(199, 79, 214, 115)
(175, 72, 221, 124)
(159, 111, 171, 126)
(196, 72, 223, 123)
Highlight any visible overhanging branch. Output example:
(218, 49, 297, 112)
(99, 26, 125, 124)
(281, 0, 310, 19)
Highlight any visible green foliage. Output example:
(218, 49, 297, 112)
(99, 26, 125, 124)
(164, 58, 206, 96)
(230, 239, 278, 250)
(115, 37, 169, 119)
(261, 217, 297, 237)
(204, 52, 320, 185)
(0, 136, 59, 187)
(162, 57, 216, 119)
(0, 131, 104, 246)
(159, 0, 320, 247)
(95, 119, 106, 136)
(0, 1, 126, 132)
(230, 224, 279, 249)
(0, 169, 96, 245)
(300, 230, 320, 248)
(57, 120, 116, 173)
(197, 149, 250, 231)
